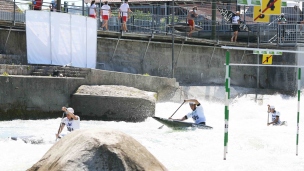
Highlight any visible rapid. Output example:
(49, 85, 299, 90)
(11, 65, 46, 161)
(1, 91, 304, 171)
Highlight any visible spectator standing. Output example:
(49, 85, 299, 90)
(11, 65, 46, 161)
(294, 5, 304, 32)
(187, 6, 198, 37)
(231, 11, 240, 42)
(278, 13, 287, 42)
(89, 0, 97, 19)
(119, 0, 132, 32)
(50, 0, 56, 12)
(294, 4, 303, 21)
(101, 1, 111, 31)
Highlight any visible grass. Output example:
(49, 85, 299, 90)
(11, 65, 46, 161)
(2, 72, 9, 76)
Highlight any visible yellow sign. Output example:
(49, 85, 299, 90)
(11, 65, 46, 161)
(254, 6, 270, 22)
(261, 0, 281, 15)
(262, 54, 273, 64)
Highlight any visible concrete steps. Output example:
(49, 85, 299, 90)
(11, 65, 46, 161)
(31, 65, 91, 78)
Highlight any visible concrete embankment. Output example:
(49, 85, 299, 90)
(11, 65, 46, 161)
(0, 66, 294, 121)
(0, 66, 179, 121)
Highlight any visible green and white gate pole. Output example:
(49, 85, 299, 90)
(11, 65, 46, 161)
(220, 46, 304, 158)
(224, 51, 230, 160)
(296, 68, 301, 156)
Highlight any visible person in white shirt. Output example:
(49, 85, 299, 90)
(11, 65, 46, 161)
(56, 106, 80, 139)
(119, 0, 132, 32)
(231, 11, 240, 42)
(89, 0, 96, 19)
(267, 105, 281, 126)
(101, 1, 111, 31)
(170, 99, 206, 125)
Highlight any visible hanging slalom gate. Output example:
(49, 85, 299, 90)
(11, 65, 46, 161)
(222, 46, 304, 160)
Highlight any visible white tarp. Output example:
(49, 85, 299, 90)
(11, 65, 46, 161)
(26, 11, 97, 68)
(286, 1, 302, 8)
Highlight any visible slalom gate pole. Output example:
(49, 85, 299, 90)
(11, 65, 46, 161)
(224, 51, 230, 160)
(220, 46, 304, 157)
(296, 68, 301, 156)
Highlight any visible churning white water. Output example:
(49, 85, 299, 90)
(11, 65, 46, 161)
(1, 91, 304, 171)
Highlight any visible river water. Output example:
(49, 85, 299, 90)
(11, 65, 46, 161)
(1, 92, 304, 171)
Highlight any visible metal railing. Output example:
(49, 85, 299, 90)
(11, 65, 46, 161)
(0, 11, 25, 22)
(1, 0, 304, 45)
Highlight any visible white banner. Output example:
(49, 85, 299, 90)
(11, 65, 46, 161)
(86, 17, 97, 69)
(286, 1, 302, 8)
(71, 15, 87, 68)
(26, 11, 97, 68)
(50, 12, 71, 66)
(26, 11, 51, 64)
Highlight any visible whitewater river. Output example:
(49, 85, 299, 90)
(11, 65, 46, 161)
(1, 93, 304, 171)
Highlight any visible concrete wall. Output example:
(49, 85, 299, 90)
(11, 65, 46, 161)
(0, 29, 26, 60)
(97, 38, 297, 91)
(0, 30, 299, 92)
(0, 76, 84, 120)
(0, 69, 178, 120)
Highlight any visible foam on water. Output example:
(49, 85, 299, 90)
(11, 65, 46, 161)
(1, 93, 304, 171)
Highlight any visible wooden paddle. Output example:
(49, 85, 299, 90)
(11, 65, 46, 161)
(56, 112, 65, 141)
(267, 112, 269, 125)
(158, 101, 185, 129)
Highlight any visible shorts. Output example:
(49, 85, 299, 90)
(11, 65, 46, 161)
(279, 29, 285, 37)
(232, 25, 239, 32)
(89, 15, 96, 19)
(188, 19, 194, 27)
(102, 15, 109, 20)
(122, 16, 127, 22)
(279, 26, 285, 37)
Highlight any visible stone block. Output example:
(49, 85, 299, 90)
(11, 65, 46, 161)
(71, 85, 156, 122)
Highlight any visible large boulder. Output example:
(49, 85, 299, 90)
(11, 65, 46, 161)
(27, 128, 168, 171)
(71, 85, 157, 122)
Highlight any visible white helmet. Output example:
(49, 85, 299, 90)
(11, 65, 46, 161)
(66, 107, 74, 114)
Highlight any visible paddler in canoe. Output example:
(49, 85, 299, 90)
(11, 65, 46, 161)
(170, 99, 206, 125)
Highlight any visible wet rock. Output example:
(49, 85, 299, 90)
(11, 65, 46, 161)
(27, 128, 168, 171)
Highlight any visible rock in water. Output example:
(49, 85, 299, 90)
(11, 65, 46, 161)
(27, 128, 168, 171)
(71, 85, 157, 122)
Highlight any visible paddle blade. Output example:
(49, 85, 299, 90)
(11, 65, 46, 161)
(158, 125, 165, 129)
